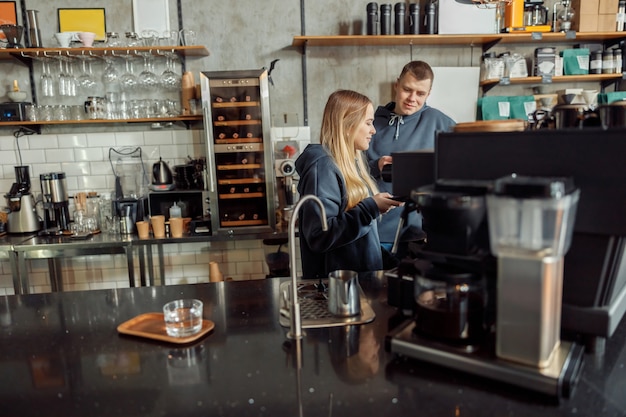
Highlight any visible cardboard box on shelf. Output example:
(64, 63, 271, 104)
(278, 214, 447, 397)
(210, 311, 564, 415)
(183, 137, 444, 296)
(577, 14, 599, 32)
(571, 0, 599, 15)
(599, 0, 620, 14)
(598, 13, 619, 31)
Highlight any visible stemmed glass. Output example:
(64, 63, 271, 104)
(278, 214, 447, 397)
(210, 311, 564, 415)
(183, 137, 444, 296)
(160, 53, 181, 91)
(118, 55, 139, 93)
(76, 56, 99, 95)
(56, 56, 76, 97)
(39, 58, 55, 97)
(102, 57, 120, 90)
(138, 53, 159, 92)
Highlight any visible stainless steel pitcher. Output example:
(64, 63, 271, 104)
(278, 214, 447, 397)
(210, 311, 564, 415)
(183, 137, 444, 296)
(328, 270, 361, 317)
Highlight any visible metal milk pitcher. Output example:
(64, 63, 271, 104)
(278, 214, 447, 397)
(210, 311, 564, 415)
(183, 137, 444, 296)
(328, 270, 361, 317)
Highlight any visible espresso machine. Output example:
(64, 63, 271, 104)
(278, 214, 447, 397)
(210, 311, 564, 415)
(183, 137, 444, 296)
(270, 124, 310, 228)
(386, 175, 585, 398)
(5, 166, 40, 234)
(39, 172, 71, 234)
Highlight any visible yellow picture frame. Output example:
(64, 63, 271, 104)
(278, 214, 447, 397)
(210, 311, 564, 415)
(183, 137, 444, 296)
(58, 8, 106, 41)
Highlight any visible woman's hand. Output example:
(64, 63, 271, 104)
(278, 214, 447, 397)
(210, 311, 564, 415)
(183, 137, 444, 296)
(378, 155, 392, 172)
(372, 192, 403, 214)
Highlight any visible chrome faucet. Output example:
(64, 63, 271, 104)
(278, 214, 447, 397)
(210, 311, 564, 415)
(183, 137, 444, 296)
(287, 194, 328, 339)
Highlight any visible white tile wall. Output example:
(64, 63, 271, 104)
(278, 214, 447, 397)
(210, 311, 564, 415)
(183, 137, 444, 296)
(0, 129, 301, 295)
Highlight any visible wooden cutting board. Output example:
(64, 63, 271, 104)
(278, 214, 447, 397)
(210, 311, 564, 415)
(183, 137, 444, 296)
(453, 119, 528, 132)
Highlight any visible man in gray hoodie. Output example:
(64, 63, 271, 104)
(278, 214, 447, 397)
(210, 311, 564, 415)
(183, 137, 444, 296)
(367, 61, 456, 255)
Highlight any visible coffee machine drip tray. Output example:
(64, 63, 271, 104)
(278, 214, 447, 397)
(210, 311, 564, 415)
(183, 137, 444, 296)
(386, 320, 584, 398)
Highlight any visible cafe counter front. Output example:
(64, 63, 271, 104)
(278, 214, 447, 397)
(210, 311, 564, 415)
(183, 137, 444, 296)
(0, 275, 625, 416)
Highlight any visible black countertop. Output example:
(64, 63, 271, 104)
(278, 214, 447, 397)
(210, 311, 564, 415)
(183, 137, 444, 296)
(1, 275, 625, 416)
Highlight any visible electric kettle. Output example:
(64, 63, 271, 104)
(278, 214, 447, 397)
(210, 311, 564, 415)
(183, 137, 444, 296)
(152, 157, 173, 185)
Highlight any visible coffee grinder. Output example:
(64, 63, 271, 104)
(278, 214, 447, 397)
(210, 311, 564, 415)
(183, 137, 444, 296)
(270, 123, 310, 228)
(39, 172, 71, 234)
(5, 166, 40, 234)
(386, 175, 585, 398)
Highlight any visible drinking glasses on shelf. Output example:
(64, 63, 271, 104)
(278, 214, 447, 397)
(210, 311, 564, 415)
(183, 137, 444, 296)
(159, 30, 178, 47)
(160, 54, 181, 91)
(140, 29, 159, 47)
(179, 29, 196, 46)
(102, 57, 120, 90)
(39, 58, 55, 97)
(138, 54, 160, 92)
(119, 55, 139, 93)
(76, 56, 99, 95)
(57, 57, 76, 97)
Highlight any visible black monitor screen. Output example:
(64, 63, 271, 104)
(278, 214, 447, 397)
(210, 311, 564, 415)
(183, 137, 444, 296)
(391, 150, 435, 198)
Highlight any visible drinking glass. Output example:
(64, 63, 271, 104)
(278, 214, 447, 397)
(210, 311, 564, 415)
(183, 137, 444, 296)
(119, 55, 139, 93)
(160, 54, 181, 91)
(179, 29, 196, 46)
(138, 54, 160, 92)
(102, 57, 120, 90)
(39, 58, 55, 97)
(159, 30, 178, 47)
(77, 57, 99, 94)
(140, 29, 159, 47)
(57, 57, 71, 96)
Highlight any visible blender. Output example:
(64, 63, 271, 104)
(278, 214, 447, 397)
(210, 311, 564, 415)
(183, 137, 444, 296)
(386, 175, 585, 398)
(5, 166, 40, 234)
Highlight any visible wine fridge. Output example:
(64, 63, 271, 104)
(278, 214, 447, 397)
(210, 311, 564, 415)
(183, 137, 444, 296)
(200, 69, 276, 235)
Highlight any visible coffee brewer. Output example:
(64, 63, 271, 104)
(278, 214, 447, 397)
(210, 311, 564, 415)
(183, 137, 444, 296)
(5, 166, 40, 234)
(39, 172, 71, 234)
(386, 175, 585, 398)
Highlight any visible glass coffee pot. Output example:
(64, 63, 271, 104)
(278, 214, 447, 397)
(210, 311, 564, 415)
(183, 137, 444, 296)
(414, 262, 487, 344)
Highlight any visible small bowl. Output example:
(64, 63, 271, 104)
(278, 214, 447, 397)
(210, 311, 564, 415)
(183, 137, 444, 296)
(7, 91, 27, 102)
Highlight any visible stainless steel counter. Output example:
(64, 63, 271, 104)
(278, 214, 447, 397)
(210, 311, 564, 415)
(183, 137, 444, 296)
(0, 230, 288, 294)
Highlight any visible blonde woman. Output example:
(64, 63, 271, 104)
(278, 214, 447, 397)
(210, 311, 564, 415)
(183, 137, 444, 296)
(295, 90, 401, 278)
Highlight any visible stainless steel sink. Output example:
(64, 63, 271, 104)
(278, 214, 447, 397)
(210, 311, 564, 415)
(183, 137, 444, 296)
(279, 280, 375, 329)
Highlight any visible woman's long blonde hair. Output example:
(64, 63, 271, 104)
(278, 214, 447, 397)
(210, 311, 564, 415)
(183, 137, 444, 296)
(320, 90, 379, 210)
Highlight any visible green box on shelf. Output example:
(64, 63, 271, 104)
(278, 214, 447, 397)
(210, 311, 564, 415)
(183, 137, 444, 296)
(598, 92, 626, 104)
(478, 96, 536, 121)
(561, 48, 590, 75)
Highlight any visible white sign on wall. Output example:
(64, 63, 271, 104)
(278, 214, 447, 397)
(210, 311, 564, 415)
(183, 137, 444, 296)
(428, 67, 481, 123)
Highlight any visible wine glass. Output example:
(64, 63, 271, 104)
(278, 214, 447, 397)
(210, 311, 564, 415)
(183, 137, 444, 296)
(160, 54, 181, 91)
(138, 53, 159, 92)
(76, 56, 99, 94)
(39, 57, 55, 97)
(102, 57, 120, 90)
(56, 57, 73, 97)
(118, 55, 139, 93)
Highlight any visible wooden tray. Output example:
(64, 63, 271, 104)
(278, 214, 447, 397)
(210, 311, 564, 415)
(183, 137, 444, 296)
(117, 313, 215, 344)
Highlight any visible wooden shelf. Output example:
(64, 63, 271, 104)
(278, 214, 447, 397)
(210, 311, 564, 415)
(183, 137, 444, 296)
(0, 115, 202, 129)
(480, 73, 624, 88)
(213, 101, 260, 108)
(217, 164, 262, 170)
(218, 178, 264, 185)
(219, 193, 264, 199)
(292, 32, 626, 48)
(0, 45, 209, 61)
